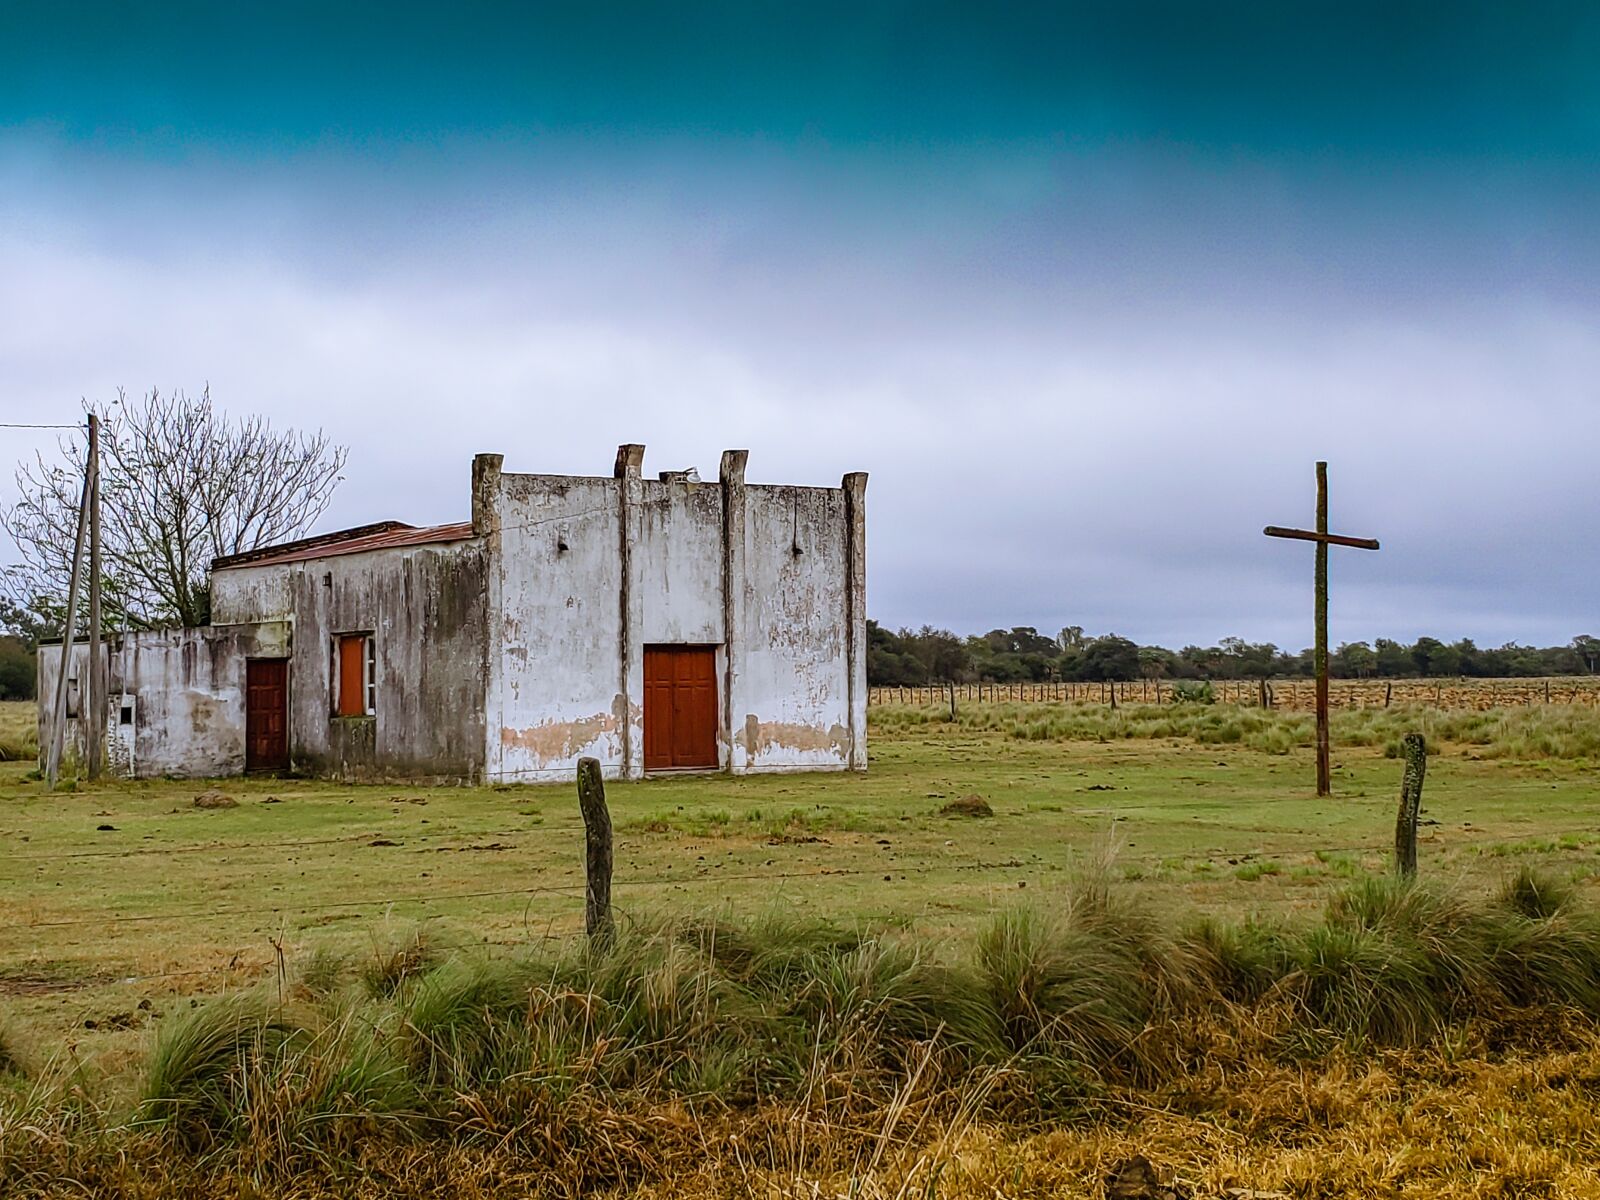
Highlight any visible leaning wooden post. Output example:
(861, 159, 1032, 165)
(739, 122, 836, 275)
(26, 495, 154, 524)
(46, 456, 93, 789)
(947, 679, 957, 722)
(1394, 733, 1427, 878)
(576, 756, 614, 947)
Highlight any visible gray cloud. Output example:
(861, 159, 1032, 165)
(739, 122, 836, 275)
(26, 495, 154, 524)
(2, 144, 1596, 651)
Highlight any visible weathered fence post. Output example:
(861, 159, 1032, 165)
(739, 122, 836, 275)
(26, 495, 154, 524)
(1394, 733, 1427, 878)
(948, 680, 957, 722)
(576, 756, 615, 947)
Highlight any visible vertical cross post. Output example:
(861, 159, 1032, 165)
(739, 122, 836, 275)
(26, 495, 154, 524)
(1314, 461, 1330, 795)
(1265, 462, 1380, 798)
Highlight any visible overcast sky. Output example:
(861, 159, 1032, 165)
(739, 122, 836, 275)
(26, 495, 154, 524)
(2, 3, 1597, 650)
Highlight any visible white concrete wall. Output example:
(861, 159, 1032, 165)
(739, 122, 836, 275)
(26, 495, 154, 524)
(38, 622, 290, 778)
(733, 485, 854, 771)
(487, 472, 630, 782)
(210, 563, 294, 625)
(638, 478, 725, 644)
(483, 451, 865, 782)
(268, 541, 490, 782)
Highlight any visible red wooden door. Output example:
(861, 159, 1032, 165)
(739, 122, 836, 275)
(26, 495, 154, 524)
(643, 646, 718, 770)
(245, 658, 289, 772)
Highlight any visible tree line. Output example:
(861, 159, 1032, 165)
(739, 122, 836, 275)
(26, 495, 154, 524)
(868, 623, 1600, 686)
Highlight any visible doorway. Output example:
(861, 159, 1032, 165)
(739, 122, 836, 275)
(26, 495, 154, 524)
(245, 658, 289, 772)
(643, 645, 719, 770)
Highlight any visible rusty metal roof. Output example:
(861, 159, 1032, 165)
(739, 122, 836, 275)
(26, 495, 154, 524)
(210, 520, 477, 571)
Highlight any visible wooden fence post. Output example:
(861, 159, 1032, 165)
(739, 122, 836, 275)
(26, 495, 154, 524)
(576, 756, 615, 947)
(1394, 733, 1427, 878)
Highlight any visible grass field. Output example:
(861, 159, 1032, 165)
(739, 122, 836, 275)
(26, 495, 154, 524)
(0, 700, 34, 762)
(5, 697, 1600, 1196)
(873, 674, 1600, 711)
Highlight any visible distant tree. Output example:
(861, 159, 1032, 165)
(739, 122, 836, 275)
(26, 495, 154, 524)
(1573, 635, 1600, 675)
(1219, 637, 1280, 679)
(0, 597, 51, 651)
(1, 388, 347, 633)
(1374, 638, 1412, 677)
(1137, 645, 1174, 680)
(1179, 644, 1223, 678)
(1334, 641, 1377, 678)
(867, 621, 924, 686)
(1079, 634, 1140, 681)
(904, 626, 971, 682)
(0, 636, 32, 700)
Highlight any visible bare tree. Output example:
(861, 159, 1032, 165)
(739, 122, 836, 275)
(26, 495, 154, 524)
(2, 388, 347, 631)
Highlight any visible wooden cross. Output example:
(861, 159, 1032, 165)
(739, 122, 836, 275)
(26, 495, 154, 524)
(1264, 462, 1379, 796)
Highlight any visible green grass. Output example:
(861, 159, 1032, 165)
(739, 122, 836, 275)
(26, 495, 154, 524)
(0, 701, 36, 763)
(4, 697, 1600, 1076)
(873, 697, 1600, 761)
(0, 700, 1593, 1126)
(14, 869, 1600, 1150)
(13, 862, 1600, 1195)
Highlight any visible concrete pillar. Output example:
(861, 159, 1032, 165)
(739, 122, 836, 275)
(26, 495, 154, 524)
(615, 444, 646, 779)
(473, 453, 504, 782)
(471, 453, 503, 537)
(843, 471, 869, 771)
(720, 450, 750, 773)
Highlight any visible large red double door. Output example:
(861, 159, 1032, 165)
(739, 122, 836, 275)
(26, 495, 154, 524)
(643, 646, 719, 771)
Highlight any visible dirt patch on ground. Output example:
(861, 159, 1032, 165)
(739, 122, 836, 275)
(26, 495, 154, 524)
(940, 794, 994, 818)
(0, 967, 109, 996)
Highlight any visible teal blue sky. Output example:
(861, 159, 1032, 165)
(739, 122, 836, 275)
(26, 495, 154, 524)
(2, 3, 1597, 646)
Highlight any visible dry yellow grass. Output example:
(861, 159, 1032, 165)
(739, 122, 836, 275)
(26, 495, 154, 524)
(6, 1025, 1600, 1197)
(0, 701, 35, 762)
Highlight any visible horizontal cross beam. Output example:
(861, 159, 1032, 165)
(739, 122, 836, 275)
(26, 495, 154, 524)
(1262, 525, 1380, 551)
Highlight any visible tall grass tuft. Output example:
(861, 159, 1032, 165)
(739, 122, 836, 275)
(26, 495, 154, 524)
(139, 993, 305, 1145)
(975, 874, 1194, 1080)
(396, 956, 541, 1088)
(360, 926, 442, 999)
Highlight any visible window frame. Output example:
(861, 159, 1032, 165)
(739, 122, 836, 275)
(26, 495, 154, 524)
(330, 632, 377, 718)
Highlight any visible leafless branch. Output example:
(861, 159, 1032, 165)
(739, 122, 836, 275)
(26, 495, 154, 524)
(1, 388, 348, 632)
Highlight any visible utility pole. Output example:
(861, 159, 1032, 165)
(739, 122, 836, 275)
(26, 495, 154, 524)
(46, 430, 92, 789)
(86, 413, 103, 780)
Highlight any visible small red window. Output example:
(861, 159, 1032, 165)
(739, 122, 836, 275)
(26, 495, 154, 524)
(333, 634, 375, 717)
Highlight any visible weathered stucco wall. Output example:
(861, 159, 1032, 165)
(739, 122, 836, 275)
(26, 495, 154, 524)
(483, 447, 866, 782)
(41, 447, 863, 785)
(215, 540, 489, 783)
(38, 622, 290, 778)
(638, 478, 725, 645)
(209, 564, 294, 626)
(485, 467, 629, 783)
(731, 484, 854, 771)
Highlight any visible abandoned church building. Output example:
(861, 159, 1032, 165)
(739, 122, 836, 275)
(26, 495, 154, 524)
(38, 447, 868, 782)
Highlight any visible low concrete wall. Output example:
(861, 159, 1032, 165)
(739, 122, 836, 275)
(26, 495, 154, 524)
(38, 622, 290, 778)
